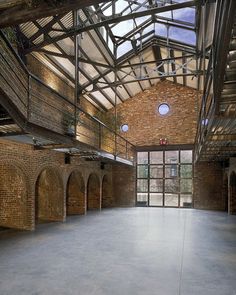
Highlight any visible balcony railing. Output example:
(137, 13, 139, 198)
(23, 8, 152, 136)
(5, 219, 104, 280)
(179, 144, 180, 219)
(0, 31, 135, 164)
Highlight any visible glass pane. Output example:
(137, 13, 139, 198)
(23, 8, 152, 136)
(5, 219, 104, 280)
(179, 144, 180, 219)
(150, 165, 163, 178)
(150, 151, 163, 164)
(165, 179, 179, 193)
(149, 193, 163, 206)
(165, 150, 178, 164)
(137, 193, 148, 205)
(150, 179, 163, 192)
(165, 165, 178, 178)
(164, 194, 178, 207)
(180, 150, 192, 163)
(137, 179, 148, 192)
(180, 165, 192, 178)
(137, 165, 148, 178)
(180, 179, 192, 193)
(137, 152, 148, 164)
(180, 194, 192, 207)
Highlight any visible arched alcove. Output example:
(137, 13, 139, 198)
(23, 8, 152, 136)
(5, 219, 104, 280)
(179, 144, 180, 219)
(222, 174, 229, 212)
(35, 167, 64, 223)
(102, 175, 113, 208)
(229, 171, 236, 214)
(0, 163, 28, 229)
(87, 173, 100, 210)
(67, 171, 85, 215)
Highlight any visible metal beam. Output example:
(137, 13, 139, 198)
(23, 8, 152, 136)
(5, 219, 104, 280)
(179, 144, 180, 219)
(0, 0, 112, 28)
(24, 1, 197, 53)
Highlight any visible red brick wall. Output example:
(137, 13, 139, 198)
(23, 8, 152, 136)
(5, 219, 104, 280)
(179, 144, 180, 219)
(194, 162, 225, 210)
(87, 173, 100, 210)
(67, 170, 85, 215)
(101, 174, 113, 208)
(112, 164, 136, 207)
(0, 139, 112, 230)
(114, 80, 199, 146)
(36, 167, 64, 222)
(0, 163, 29, 229)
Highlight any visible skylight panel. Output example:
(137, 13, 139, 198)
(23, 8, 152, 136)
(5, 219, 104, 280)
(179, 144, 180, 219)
(173, 8, 195, 24)
(169, 27, 196, 45)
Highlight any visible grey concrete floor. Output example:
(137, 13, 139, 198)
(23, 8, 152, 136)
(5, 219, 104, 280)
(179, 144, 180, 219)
(0, 208, 236, 295)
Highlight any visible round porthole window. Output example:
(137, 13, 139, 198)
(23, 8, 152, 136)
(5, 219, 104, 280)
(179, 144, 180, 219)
(120, 124, 129, 132)
(158, 103, 170, 116)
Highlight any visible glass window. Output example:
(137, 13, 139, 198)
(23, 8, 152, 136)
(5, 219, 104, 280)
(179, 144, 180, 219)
(137, 165, 148, 178)
(149, 193, 163, 206)
(165, 150, 178, 164)
(150, 151, 163, 164)
(165, 165, 178, 178)
(150, 165, 163, 178)
(137, 193, 148, 203)
(137, 152, 148, 164)
(180, 165, 192, 178)
(180, 194, 192, 207)
(137, 179, 148, 192)
(164, 194, 178, 207)
(165, 179, 179, 193)
(180, 179, 192, 193)
(180, 150, 192, 163)
(150, 179, 163, 192)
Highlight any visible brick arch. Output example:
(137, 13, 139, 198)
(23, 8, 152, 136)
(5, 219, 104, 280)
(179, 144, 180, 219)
(66, 170, 85, 215)
(0, 161, 30, 230)
(87, 173, 100, 210)
(229, 171, 236, 214)
(102, 174, 113, 208)
(35, 166, 64, 223)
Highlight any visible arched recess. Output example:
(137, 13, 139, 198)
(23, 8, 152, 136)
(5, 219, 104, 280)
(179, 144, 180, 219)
(0, 163, 28, 230)
(222, 173, 229, 212)
(229, 171, 236, 214)
(67, 171, 85, 215)
(102, 175, 113, 208)
(87, 173, 100, 210)
(35, 167, 64, 223)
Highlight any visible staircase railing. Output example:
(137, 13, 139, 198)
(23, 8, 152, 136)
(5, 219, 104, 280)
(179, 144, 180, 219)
(0, 31, 135, 164)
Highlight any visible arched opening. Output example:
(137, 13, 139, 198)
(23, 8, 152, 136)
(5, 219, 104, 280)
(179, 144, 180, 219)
(102, 175, 113, 208)
(0, 163, 28, 230)
(222, 174, 229, 212)
(35, 167, 64, 223)
(67, 171, 85, 215)
(87, 173, 100, 210)
(229, 171, 236, 214)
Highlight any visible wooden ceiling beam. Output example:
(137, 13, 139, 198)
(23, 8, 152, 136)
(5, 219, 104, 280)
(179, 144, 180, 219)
(0, 0, 111, 28)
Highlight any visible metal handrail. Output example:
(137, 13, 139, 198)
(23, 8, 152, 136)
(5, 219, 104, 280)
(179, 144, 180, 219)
(0, 30, 135, 161)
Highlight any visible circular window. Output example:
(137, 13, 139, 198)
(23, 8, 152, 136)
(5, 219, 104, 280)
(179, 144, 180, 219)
(120, 124, 129, 132)
(158, 103, 170, 116)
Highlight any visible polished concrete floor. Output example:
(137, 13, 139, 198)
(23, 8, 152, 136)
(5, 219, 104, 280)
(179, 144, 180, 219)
(0, 208, 236, 295)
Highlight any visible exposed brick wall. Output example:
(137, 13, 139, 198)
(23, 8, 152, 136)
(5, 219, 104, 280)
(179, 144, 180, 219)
(36, 167, 64, 222)
(193, 162, 225, 210)
(0, 163, 28, 229)
(113, 80, 199, 146)
(101, 174, 113, 208)
(112, 164, 136, 207)
(87, 173, 100, 210)
(27, 55, 101, 117)
(0, 139, 112, 230)
(67, 171, 85, 215)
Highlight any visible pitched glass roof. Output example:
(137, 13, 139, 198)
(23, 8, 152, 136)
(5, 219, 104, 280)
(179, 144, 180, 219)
(17, 0, 201, 110)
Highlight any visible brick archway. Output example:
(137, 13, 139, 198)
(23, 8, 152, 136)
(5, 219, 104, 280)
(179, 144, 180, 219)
(66, 171, 85, 215)
(230, 171, 236, 214)
(87, 173, 100, 210)
(35, 167, 64, 223)
(0, 162, 29, 230)
(102, 175, 113, 208)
